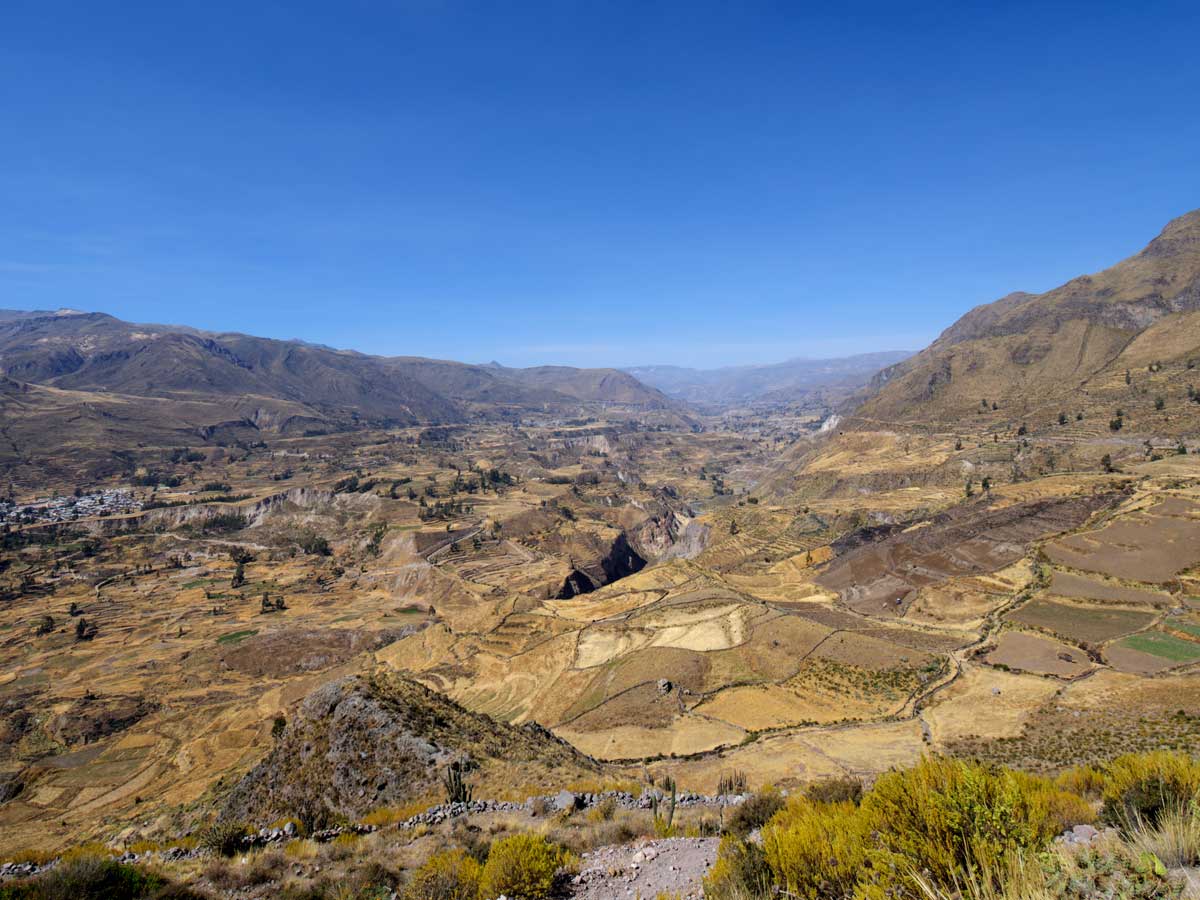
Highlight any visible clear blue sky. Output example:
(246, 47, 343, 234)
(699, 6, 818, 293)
(3, 1, 1198, 368)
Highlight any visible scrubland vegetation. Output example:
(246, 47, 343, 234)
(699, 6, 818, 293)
(4, 752, 1200, 898)
(704, 753, 1197, 900)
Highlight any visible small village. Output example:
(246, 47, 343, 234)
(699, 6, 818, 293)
(0, 488, 140, 525)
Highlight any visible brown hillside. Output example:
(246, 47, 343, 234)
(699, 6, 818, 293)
(856, 209, 1200, 426)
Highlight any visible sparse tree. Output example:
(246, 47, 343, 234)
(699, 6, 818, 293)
(1155, 396, 1166, 411)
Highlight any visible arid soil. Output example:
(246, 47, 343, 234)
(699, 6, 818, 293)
(570, 837, 719, 900)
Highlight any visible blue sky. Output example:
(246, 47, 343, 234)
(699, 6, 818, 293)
(2, 1, 1198, 368)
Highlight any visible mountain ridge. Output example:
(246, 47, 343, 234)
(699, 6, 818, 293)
(853, 208, 1200, 424)
(0, 308, 672, 424)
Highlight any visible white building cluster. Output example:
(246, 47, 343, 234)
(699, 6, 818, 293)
(0, 489, 141, 525)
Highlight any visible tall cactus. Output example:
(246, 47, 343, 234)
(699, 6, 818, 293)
(443, 760, 473, 804)
(650, 775, 677, 836)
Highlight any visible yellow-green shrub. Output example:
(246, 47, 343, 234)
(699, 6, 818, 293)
(762, 799, 868, 900)
(58, 842, 120, 861)
(1055, 763, 1107, 800)
(362, 799, 432, 827)
(584, 796, 617, 823)
(1101, 751, 1200, 828)
(4, 847, 59, 866)
(1011, 769, 1095, 830)
(803, 775, 864, 806)
(857, 757, 1089, 896)
(703, 835, 772, 900)
(479, 833, 573, 900)
(283, 838, 317, 860)
(404, 848, 482, 900)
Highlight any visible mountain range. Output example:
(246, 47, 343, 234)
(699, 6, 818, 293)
(0, 310, 674, 424)
(626, 351, 912, 409)
(0, 310, 686, 481)
(4, 206, 1199, 483)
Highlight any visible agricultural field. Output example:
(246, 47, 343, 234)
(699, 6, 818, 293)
(1043, 495, 1200, 583)
(3, 412, 1200, 857)
(1007, 598, 1155, 643)
(984, 631, 1091, 677)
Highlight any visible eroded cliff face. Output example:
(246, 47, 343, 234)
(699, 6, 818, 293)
(555, 531, 647, 599)
(554, 492, 710, 598)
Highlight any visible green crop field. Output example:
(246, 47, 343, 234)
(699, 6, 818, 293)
(1117, 631, 1200, 662)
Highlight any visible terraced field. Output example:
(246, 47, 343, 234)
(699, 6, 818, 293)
(5, 416, 1200, 856)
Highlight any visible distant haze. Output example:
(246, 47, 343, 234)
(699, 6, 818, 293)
(626, 350, 912, 407)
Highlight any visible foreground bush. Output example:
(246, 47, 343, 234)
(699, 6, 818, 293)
(478, 833, 573, 900)
(704, 835, 771, 900)
(1056, 763, 1107, 800)
(403, 848, 482, 900)
(803, 775, 863, 806)
(0, 852, 198, 900)
(197, 819, 247, 858)
(858, 756, 1092, 896)
(1101, 751, 1200, 829)
(726, 786, 785, 837)
(1125, 801, 1200, 869)
(763, 799, 868, 899)
(911, 838, 1180, 900)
